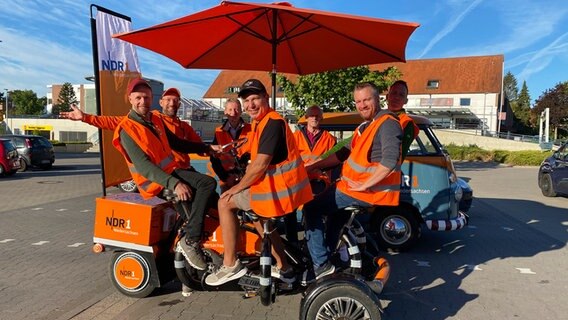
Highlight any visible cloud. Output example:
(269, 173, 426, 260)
(417, 0, 484, 58)
(516, 31, 568, 83)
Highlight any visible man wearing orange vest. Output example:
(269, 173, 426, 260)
(205, 79, 313, 286)
(61, 87, 203, 169)
(210, 98, 251, 193)
(288, 105, 336, 243)
(112, 78, 220, 272)
(301, 82, 403, 285)
(294, 105, 337, 191)
(385, 80, 419, 160)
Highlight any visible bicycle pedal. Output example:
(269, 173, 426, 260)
(277, 282, 294, 291)
(238, 274, 261, 290)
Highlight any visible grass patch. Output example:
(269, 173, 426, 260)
(446, 143, 553, 166)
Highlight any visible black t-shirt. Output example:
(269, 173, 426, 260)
(257, 118, 287, 165)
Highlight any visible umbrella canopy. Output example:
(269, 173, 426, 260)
(114, 1, 419, 105)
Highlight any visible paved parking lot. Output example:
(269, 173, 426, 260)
(0, 155, 566, 320)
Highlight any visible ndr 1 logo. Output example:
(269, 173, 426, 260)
(101, 51, 125, 71)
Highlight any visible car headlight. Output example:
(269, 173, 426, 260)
(454, 186, 463, 202)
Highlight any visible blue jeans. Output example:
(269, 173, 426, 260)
(303, 184, 372, 267)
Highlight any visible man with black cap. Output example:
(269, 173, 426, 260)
(110, 78, 220, 272)
(205, 79, 313, 286)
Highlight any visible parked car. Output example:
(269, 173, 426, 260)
(1, 135, 55, 171)
(292, 112, 472, 251)
(538, 140, 568, 197)
(0, 138, 21, 176)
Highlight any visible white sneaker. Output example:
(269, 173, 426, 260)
(205, 260, 248, 286)
(181, 284, 192, 297)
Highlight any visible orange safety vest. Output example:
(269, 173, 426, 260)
(249, 111, 313, 217)
(112, 114, 178, 199)
(293, 129, 336, 164)
(398, 112, 419, 139)
(85, 110, 201, 169)
(396, 111, 419, 161)
(214, 121, 252, 171)
(336, 113, 402, 206)
(159, 112, 202, 169)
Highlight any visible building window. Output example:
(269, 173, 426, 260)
(460, 98, 471, 106)
(426, 80, 439, 89)
(226, 86, 240, 94)
(59, 131, 87, 142)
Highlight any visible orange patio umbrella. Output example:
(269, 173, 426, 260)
(114, 1, 419, 107)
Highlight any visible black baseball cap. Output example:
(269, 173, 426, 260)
(238, 78, 267, 98)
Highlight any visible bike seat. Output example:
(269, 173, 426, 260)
(239, 210, 295, 223)
(343, 205, 367, 214)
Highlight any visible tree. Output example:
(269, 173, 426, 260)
(9, 90, 45, 115)
(503, 71, 518, 102)
(533, 81, 568, 139)
(52, 82, 78, 115)
(278, 66, 401, 116)
(510, 81, 534, 134)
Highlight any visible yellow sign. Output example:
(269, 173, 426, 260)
(23, 125, 53, 131)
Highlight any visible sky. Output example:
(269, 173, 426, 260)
(0, 0, 567, 104)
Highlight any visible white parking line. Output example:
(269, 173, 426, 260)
(31, 208, 43, 211)
(31, 241, 50, 245)
(56, 209, 68, 212)
(516, 268, 536, 274)
(0, 239, 16, 243)
(502, 226, 514, 231)
(80, 209, 92, 213)
(67, 243, 85, 247)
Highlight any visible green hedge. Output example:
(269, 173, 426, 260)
(445, 143, 553, 166)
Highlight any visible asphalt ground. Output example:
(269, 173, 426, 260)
(0, 155, 566, 320)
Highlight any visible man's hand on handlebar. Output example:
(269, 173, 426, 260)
(174, 181, 194, 202)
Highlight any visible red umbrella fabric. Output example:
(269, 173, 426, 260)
(114, 1, 419, 101)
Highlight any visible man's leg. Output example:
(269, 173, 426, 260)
(205, 189, 248, 286)
(173, 169, 216, 270)
(303, 185, 340, 267)
(325, 189, 373, 253)
(173, 169, 217, 241)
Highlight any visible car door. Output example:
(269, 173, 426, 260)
(552, 143, 568, 194)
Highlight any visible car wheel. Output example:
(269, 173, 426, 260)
(118, 180, 138, 193)
(372, 206, 420, 252)
(18, 160, 28, 172)
(109, 251, 155, 298)
(539, 174, 557, 197)
(303, 284, 382, 320)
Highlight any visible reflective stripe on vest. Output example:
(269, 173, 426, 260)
(337, 113, 402, 206)
(249, 111, 313, 217)
(112, 113, 178, 199)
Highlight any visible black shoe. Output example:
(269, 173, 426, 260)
(301, 261, 335, 286)
(177, 237, 207, 270)
(271, 265, 296, 284)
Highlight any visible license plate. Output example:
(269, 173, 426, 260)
(41, 159, 51, 164)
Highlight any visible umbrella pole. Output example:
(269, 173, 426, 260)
(271, 8, 277, 111)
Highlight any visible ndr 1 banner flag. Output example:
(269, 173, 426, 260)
(93, 7, 141, 188)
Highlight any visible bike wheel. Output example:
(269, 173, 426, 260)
(109, 251, 155, 298)
(303, 284, 382, 320)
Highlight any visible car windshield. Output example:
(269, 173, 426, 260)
(1, 140, 16, 152)
(31, 137, 52, 148)
(407, 125, 443, 156)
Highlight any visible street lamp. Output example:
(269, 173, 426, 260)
(4, 89, 8, 133)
